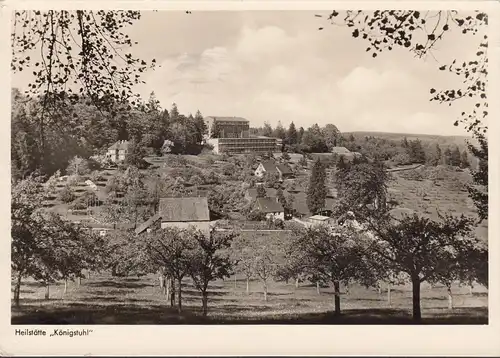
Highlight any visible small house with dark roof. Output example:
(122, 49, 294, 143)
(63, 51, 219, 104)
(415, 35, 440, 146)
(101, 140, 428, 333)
(135, 197, 211, 235)
(254, 160, 293, 181)
(276, 164, 293, 180)
(106, 140, 130, 163)
(255, 197, 285, 221)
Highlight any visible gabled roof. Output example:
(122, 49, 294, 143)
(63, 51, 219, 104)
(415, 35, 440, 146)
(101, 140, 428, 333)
(108, 140, 129, 150)
(206, 116, 249, 123)
(246, 187, 277, 201)
(135, 213, 162, 235)
(276, 164, 293, 175)
(159, 197, 210, 222)
(259, 160, 278, 172)
(256, 197, 284, 213)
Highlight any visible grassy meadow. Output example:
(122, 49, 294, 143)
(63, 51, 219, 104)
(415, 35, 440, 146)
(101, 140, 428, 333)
(12, 272, 487, 325)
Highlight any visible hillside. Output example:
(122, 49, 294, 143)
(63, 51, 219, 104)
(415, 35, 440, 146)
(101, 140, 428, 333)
(343, 131, 474, 148)
(388, 165, 488, 242)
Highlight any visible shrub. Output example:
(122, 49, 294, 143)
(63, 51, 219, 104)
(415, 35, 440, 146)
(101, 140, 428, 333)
(58, 186, 76, 203)
(66, 156, 93, 176)
(69, 198, 87, 210)
(89, 171, 104, 183)
(222, 163, 237, 177)
(392, 153, 412, 166)
(267, 217, 285, 229)
(67, 175, 80, 186)
(247, 209, 266, 221)
(190, 174, 204, 186)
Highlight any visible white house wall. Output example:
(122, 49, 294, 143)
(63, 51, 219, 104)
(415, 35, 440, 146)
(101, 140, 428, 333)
(265, 212, 285, 221)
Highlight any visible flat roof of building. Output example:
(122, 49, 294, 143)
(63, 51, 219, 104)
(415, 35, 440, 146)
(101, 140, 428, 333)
(309, 215, 332, 221)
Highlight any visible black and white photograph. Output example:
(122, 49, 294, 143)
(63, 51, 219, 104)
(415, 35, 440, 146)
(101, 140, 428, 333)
(6, 2, 496, 336)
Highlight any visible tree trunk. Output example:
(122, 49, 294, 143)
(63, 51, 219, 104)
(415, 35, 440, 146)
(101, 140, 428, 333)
(387, 284, 392, 307)
(333, 281, 341, 315)
(177, 277, 182, 313)
(111, 264, 117, 277)
(295, 277, 299, 288)
(159, 275, 164, 289)
(263, 281, 268, 302)
(87, 270, 91, 279)
(234, 275, 237, 290)
(246, 278, 250, 295)
(316, 281, 320, 295)
(378, 283, 382, 295)
(165, 277, 169, 298)
(202, 292, 209, 317)
(447, 286, 453, 311)
(170, 278, 175, 307)
(45, 283, 50, 300)
(77, 277, 81, 287)
(14, 273, 22, 307)
(469, 284, 473, 296)
(345, 282, 350, 296)
(411, 276, 422, 321)
(64, 279, 68, 295)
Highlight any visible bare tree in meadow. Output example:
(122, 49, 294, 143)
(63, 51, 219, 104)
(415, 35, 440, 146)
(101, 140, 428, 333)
(188, 227, 236, 316)
(144, 228, 194, 313)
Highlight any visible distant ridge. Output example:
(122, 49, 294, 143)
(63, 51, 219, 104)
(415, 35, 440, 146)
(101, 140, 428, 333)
(343, 131, 472, 140)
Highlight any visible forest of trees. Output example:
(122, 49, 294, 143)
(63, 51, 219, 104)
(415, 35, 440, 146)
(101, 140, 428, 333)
(250, 120, 473, 170)
(11, 89, 207, 181)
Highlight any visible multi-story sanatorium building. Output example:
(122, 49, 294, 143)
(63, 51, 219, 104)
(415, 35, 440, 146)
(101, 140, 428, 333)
(204, 116, 250, 139)
(204, 116, 282, 154)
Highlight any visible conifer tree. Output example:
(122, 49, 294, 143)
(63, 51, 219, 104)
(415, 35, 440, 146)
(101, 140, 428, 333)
(450, 146, 462, 167)
(256, 185, 267, 198)
(276, 188, 287, 210)
(428, 143, 442, 166)
(307, 159, 328, 215)
(443, 147, 453, 165)
(460, 150, 470, 169)
(286, 122, 298, 146)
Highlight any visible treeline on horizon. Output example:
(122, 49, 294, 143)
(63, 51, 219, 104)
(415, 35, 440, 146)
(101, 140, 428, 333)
(11, 87, 472, 182)
(250, 121, 473, 168)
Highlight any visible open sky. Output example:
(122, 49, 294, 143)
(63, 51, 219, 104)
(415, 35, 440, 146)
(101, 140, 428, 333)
(11, 10, 485, 136)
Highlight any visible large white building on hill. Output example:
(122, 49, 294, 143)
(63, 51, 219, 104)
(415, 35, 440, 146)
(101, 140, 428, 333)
(205, 116, 282, 154)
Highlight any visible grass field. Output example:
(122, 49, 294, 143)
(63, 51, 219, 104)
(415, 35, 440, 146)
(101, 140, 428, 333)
(12, 272, 487, 325)
(388, 166, 488, 241)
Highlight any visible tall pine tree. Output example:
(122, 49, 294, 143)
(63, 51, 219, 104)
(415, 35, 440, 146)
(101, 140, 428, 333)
(443, 147, 452, 165)
(273, 121, 286, 140)
(449, 146, 462, 167)
(460, 149, 470, 169)
(428, 143, 442, 166)
(286, 122, 298, 146)
(307, 159, 328, 215)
